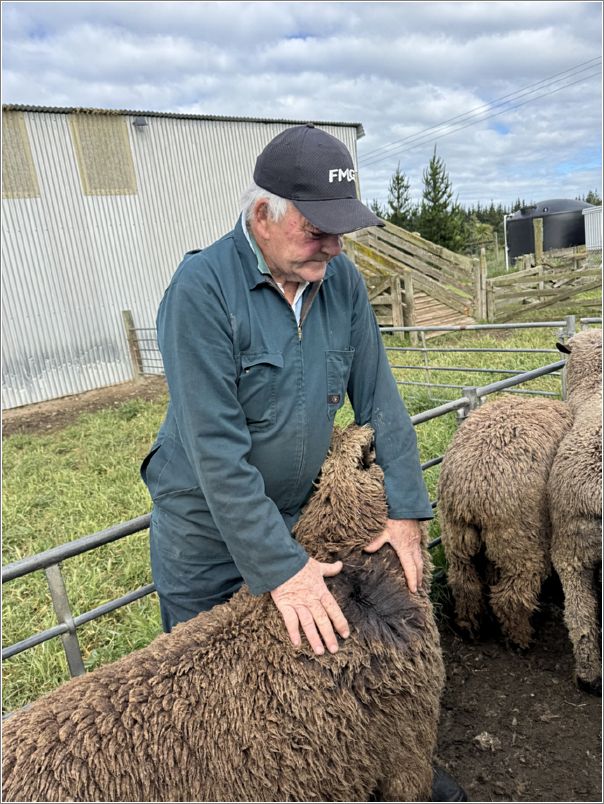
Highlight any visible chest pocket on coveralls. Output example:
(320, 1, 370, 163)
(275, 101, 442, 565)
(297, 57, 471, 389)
(238, 352, 284, 429)
(326, 348, 355, 419)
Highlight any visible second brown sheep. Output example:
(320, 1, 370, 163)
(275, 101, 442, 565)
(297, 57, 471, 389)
(438, 396, 573, 647)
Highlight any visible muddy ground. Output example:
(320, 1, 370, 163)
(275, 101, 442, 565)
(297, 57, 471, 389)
(436, 595, 601, 803)
(3, 379, 602, 802)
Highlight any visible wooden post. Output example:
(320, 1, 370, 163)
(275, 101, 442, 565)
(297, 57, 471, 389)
(485, 279, 495, 323)
(479, 248, 488, 319)
(533, 219, 544, 302)
(403, 270, 417, 345)
(122, 309, 143, 381)
(533, 217, 544, 266)
(494, 231, 499, 263)
(472, 257, 481, 319)
(391, 275, 404, 329)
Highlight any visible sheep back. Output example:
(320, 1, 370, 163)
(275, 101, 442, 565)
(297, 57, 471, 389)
(438, 396, 573, 526)
(549, 396, 603, 526)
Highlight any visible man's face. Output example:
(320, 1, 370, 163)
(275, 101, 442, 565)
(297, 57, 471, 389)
(251, 202, 343, 285)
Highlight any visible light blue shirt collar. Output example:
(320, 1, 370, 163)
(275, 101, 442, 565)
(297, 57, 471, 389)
(240, 213, 309, 324)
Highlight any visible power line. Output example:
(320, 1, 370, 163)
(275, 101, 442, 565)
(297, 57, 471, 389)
(360, 68, 600, 170)
(359, 58, 601, 168)
(359, 57, 600, 164)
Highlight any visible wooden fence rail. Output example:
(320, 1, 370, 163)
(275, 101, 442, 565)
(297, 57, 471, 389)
(345, 217, 600, 328)
(485, 218, 601, 322)
(343, 220, 482, 333)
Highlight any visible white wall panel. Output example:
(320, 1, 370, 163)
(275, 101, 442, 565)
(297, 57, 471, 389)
(582, 206, 602, 251)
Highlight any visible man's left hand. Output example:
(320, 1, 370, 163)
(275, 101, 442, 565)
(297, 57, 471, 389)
(363, 518, 423, 593)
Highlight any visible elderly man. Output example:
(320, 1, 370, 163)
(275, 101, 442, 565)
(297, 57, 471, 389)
(142, 124, 432, 650)
(143, 125, 468, 801)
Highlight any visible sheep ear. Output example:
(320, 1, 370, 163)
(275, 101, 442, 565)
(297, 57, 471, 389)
(556, 341, 572, 354)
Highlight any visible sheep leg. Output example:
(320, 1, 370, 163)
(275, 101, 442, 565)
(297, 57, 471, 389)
(443, 522, 485, 637)
(556, 561, 602, 695)
(488, 539, 546, 648)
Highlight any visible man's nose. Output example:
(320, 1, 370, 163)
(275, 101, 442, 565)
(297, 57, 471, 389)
(322, 235, 343, 257)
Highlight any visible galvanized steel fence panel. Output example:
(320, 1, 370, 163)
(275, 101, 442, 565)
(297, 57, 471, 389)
(2, 353, 572, 712)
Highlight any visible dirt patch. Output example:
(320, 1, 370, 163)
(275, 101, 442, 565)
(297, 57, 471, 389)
(3, 382, 601, 801)
(2, 376, 168, 437)
(436, 601, 602, 803)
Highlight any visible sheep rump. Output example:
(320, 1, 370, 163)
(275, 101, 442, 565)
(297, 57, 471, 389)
(438, 396, 573, 647)
(2, 424, 444, 802)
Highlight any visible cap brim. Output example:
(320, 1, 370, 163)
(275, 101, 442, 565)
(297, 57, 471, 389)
(291, 198, 385, 235)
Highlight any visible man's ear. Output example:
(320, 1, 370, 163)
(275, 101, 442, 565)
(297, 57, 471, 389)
(251, 200, 271, 239)
(556, 341, 572, 354)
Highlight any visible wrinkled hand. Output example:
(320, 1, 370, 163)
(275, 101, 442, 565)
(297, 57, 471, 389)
(364, 518, 424, 593)
(270, 558, 350, 655)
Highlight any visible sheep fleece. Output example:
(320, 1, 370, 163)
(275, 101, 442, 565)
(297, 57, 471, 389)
(2, 424, 444, 802)
(548, 327, 602, 691)
(438, 395, 573, 646)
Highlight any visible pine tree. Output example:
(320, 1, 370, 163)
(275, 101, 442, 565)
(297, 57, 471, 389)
(417, 146, 465, 251)
(368, 198, 387, 218)
(387, 163, 414, 230)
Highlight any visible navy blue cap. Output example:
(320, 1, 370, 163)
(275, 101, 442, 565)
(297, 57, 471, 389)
(253, 124, 383, 235)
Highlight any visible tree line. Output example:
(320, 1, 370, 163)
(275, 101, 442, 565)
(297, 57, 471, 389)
(368, 147, 602, 254)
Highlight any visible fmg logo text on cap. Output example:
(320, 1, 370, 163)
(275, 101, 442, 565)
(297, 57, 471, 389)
(328, 168, 357, 183)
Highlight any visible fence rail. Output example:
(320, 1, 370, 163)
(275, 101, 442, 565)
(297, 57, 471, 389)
(489, 219, 601, 321)
(378, 316, 599, 401)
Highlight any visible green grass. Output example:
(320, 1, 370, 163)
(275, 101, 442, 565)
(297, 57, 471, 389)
(0, 322, 590, 712)
(2, 398, 167, 712)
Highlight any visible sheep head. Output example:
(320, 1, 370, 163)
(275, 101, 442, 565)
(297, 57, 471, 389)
(292, 425, 389, 561)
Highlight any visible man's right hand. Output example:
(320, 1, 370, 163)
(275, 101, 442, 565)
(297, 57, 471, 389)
(270, 558, 350, 655)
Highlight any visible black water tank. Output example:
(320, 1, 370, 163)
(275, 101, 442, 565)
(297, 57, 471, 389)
(506, 198, 592, 260)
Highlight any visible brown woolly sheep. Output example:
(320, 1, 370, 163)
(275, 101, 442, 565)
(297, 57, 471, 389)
(548, 329, 602, 695)
(438, 396, 573, 647)
(2, 424, 445, 803)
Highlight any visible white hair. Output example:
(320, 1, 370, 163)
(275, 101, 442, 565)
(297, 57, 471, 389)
(240, 181, 290, 224)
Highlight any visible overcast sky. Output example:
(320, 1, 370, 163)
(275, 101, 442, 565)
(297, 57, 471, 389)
(2, 1, 602, 209)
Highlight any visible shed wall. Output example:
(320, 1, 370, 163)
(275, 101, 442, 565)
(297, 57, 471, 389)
(1, 112, 360, 409)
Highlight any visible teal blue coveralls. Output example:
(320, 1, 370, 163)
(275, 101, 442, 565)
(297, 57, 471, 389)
(141, 217, 432, 632)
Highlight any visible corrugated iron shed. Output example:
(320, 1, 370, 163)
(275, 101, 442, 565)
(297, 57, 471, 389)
(1, 106, 364, 409)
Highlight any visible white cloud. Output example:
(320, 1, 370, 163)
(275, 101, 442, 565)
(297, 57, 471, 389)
(1, 0, 601, 206)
